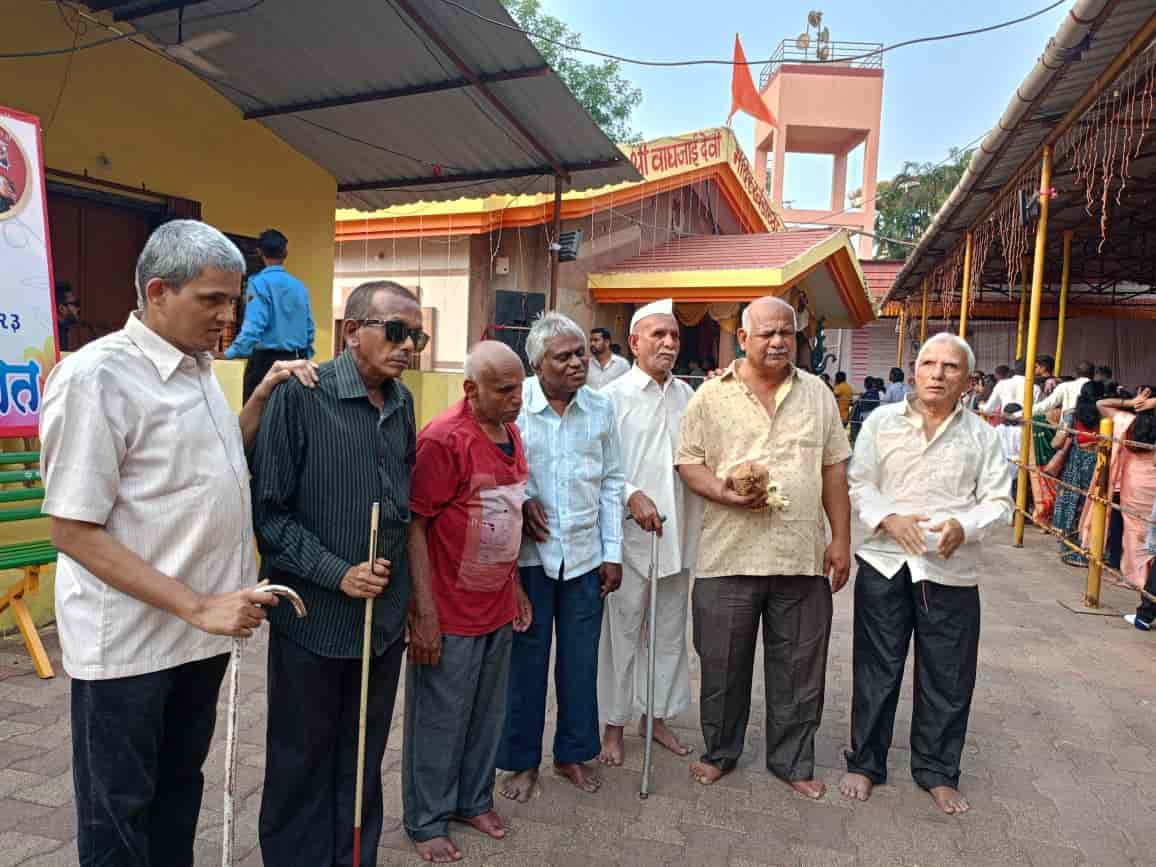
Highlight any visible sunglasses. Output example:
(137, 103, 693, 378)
(358, 319, 429, 352)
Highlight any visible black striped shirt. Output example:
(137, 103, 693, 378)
(250, 350, 415, 658)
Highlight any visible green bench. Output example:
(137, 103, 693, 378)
(0, 450, 56, 678)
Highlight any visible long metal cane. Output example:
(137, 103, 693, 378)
(639, 518, 663, 800)
(222, 584, 307, 867)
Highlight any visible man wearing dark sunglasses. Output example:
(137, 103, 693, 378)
(249, 280, 424, 867)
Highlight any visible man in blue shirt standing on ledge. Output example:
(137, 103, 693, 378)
(225, 228, 315, 402)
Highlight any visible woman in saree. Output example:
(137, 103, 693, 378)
(1084, 388, 1156, 589)
(1052, 381, 1105, 566)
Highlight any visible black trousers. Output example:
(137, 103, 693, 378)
(692, 574, 832, 781)
(71, 653, 229, 867)
(241, 348, 305, 404)
(844, 559, 980, 791)
(1135, 559, 1156, 624)
(260, 630, 405, 867)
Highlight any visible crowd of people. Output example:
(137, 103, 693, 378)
(43, 219, 1151, 866)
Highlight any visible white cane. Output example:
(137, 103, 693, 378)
(637, 514, 665, 800)
(222, 584, 307, 867)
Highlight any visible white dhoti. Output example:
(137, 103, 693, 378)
(597, 566, 691, 726)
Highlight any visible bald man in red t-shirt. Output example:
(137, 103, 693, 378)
(403, 341, 533, 863)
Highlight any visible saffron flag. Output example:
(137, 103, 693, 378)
(728, 34, 777, 128)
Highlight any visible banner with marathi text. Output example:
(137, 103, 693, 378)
(0, 107, 57, 438)
(622, 128, 781, 231)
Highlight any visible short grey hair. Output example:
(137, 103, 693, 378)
(344, 280, 418, 321)
(916, 332, 976, 374)
(741, 296, 798, 332)
(525, 311, 586, 368)
(134, 220, 245, 309)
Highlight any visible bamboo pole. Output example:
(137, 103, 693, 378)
(1014, 258, 1029, 362)
(1084, 417, 1115, 608)
(548, 175, 563, 310)
(919, 277, 929, 346)
(1055, 230, 1073, 375)
(1013, 146, 1052, 546)
(958, 232, 973, 338)
(895, 304, 907, 369)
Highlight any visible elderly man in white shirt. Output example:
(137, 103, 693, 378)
(41, 220, 315, 867)
(497, 311, 625, 803)
(1033, 359, 1094, 416)
(596, 299, 702, 767)
(840, 333, 1012, 817)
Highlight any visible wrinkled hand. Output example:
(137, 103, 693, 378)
(340, 558, 391, 599)
(880, 513, 931, 556)
(718, 475, 768, 511)
(1133, 387, 1152, 409)
(824, 540, 852, 593)
(408, 607, 442, 665)
(189, 586, 278, 638)
(627, 491, 664, 535)
(252, 359, 319, 402)
(928, 518, 965, 559)
(523, 499, 549, 543)
(513, 579, 533, 633)
(599, 562, 623, 597)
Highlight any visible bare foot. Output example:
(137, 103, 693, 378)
(552, 760, 602, 793)
(498, 769, 538, 803)
(598, 724, 625, 766)
(789, 779, 826, 800)
(454, 810, 509, 839)
(838, 772, 874, 802)
(639, 716, 692, 757)
(415, 836, 462, 863)
(929, 785, 970, 814)
(689, 760, 727, 785)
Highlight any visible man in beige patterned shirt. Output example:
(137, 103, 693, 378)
(676, 295, 852, 799)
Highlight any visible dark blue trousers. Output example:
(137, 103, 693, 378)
(71, 653, 229, 867)
(498, 565, 603, 770)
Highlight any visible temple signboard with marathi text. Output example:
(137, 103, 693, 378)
(0, 107, 57, 437)
(622, 127, 781, 231)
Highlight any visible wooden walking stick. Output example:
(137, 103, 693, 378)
(352, 501, 380, 867)
(639, 522, 661, 799)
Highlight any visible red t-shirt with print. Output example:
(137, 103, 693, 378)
(409, 400, 528, 636)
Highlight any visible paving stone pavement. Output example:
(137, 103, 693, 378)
(1, 528, 1155, 865)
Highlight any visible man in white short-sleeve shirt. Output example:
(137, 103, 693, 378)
(41, 220, 314, 867)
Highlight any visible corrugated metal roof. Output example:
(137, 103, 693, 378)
(606, 229, 843, 273)
(97, 0, 640, 208)
(888, 0, 1156, 302)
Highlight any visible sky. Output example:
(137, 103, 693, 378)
(537, 0, 1071, 209)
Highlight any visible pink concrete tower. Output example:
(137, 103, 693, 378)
(752, 18, 884, 258)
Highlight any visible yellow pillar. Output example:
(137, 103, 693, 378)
(1085, 416, 1115, 608)
(958, 232, 973, 338)
(919, 277, 929, 346)
(1013, 146, 1052, 546)
(896, 304, 907, 369)
(1055, 230, 1073, 376)
(1014, 258, 1029, 362)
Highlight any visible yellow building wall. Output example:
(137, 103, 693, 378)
(3, 4, 338, 359)
(0, 5, 339, 635)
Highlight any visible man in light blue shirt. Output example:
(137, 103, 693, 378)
(224, 228, 315, 401)
(497, 311, 624, 803)
(881, 366, 912, 404)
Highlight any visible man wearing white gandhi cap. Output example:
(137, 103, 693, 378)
(596, 299, 704, 765)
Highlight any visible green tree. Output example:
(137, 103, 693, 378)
(501, 0, 643, 143)
(872, 148, 973, 259)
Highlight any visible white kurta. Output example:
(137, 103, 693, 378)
(597, 366, 702, 724)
